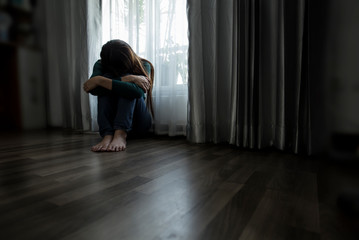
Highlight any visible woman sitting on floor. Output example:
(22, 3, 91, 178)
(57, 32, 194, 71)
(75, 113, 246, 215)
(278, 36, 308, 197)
(83, 39, 154, 152)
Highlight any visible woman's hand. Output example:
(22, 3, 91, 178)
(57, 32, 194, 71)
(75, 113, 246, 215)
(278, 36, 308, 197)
(122, 75, 150, 92)
(83, 76, 101, 93)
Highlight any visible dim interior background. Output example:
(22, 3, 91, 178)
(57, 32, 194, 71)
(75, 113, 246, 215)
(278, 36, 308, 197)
(0, 0, 359, 239)
(0, 0, 358, 155)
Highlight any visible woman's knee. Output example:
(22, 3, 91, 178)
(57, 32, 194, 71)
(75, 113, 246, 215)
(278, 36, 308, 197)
(114, 97, 137, 114)
(97, 95, 114, 115)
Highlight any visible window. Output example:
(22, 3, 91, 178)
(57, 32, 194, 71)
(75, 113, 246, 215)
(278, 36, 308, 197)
(101, 0, 189, 135)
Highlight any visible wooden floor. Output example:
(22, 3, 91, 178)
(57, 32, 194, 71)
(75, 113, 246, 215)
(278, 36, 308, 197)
(0, 130, 358, 240)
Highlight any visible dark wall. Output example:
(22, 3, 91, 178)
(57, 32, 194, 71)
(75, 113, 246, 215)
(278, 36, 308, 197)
(310, 0, 359, 153)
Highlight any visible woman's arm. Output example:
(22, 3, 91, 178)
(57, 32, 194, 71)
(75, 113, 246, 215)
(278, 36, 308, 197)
(84, 76, 145, 99)
(119, 61, 151, 92)
(121, 75, 150, 92)
(87, 60, 111, 96)
(85, 60, 146, 98)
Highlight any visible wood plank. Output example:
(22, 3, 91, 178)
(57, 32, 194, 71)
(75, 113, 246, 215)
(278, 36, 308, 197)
(239, 189, 320, 240)
(197, 171, 274, 240)
(0, 130, 356, 240)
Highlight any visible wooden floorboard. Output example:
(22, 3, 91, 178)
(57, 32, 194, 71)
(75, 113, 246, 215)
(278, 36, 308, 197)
(0, 130, 358, 240)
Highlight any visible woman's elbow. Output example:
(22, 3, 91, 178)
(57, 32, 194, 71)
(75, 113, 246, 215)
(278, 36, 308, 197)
(135, 92, 144, 98)
(131, 88, 144, 98)
(89, 90, 99, 96)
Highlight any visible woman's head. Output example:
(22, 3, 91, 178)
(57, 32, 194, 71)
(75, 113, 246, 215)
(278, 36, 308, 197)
(100, 39, 155, 117)
(100, 40, 135, 77)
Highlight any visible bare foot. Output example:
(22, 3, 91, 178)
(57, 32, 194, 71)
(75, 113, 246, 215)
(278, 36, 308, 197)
(91, 135, 113, 152)
(107, 130, 127, 152)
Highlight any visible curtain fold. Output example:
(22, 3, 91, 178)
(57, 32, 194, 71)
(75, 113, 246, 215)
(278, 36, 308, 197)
(187, 0, 311, 154)
(42, 0, 93, 130)
(87, 0, 102, 131)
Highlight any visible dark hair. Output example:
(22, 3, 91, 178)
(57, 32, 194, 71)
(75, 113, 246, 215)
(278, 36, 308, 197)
(100, 39, 155, 117)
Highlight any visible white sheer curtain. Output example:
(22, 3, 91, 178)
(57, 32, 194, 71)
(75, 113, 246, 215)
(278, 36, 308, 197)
(100, 0, 188, 136)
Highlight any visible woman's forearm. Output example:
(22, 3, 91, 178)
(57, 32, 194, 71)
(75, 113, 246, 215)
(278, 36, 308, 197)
(87, 75, 144, 98)
(96, 76, 113, 90)
(121, 75, 150, 92)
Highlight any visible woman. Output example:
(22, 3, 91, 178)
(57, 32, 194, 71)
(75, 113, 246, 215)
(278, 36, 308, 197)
(83, 40, 154, 152)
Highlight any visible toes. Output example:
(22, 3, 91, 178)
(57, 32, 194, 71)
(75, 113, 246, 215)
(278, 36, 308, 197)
(96, 143, 126, 152)
(91, 144, 98, 151)
(101, 145, 109, 151)
(91, 145, 100, 152)
(91, 141, 116, 152)
(108, 145, 114, 152)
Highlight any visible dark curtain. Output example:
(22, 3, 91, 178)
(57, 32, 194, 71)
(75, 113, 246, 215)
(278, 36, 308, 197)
(187, 0, 311, 154)
(39, 0, 101, 130)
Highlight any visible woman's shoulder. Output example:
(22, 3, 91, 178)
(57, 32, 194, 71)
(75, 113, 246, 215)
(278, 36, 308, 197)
(90, 59, 104, 77)
(92, 59, 102, 68)
(141, 60, 151, 74)
(141, 60, 150, 67)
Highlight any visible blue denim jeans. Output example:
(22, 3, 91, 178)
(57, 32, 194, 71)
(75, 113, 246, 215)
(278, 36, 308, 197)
(97, 94, 152, 137)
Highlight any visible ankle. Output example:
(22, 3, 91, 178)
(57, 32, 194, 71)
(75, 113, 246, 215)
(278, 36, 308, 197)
(114, 129, 127, 138)
(103, 135, 113, 140)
